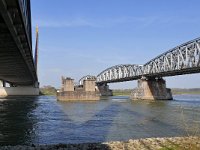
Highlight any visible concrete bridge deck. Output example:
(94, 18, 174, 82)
(0, 0, 37, 86)
(0, 0, 39, 96)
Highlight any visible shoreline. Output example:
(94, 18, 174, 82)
(1, 136, 200, 150)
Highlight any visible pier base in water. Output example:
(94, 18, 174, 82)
(97, 84, 113, 96)
(130, 78, 172, 100)
(57, 91, 100, 101)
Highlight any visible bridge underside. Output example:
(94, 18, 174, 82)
(0, 0, 37, 86)
(0, 15, 32, 85)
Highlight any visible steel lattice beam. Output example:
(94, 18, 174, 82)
(95, 37, 200, 84)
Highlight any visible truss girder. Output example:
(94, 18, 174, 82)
(143, 38, 200, 76)
(79, 75, 96, 85)
(96, 38, 200, 84)
(96, 64, 143, 83)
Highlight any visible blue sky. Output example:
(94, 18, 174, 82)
(31, 0, 200, 89)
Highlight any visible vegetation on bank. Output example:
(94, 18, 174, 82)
(112, 88, 200, 96)
(112, 89, 132, 96)
(171, 88, 200, 95)
(39, 86, 200, 96)
(40, 86, 57, 95)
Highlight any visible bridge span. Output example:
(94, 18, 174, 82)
(0, 0, 39, 96)
(79, 37, 200, 100)
(96, 37, 200, 84)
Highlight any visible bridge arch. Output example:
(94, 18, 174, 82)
(79, 75, 96, 85)
(96, 64, 143, 83)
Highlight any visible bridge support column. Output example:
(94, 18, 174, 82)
(0, 82, 39, 97)
(97, 83, 113, 96)
(0, 80, 6, 87)
(130, 77, 172, 100)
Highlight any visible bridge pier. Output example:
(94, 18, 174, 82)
(97, 83, 113, 96)
(130, 77, 172, 100)
(0, 81, 39, 97)
(57, 77, 100, 101)
(0, 80, 6, 87)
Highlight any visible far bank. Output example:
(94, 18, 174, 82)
(39, 86, 200, 96)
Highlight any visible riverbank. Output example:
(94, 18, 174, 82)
(112, 88, 200, 96)
(39, 86, 200, 96)
(1, 136, 199, 150)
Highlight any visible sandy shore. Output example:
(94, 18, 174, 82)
(0, 136, 200, 150)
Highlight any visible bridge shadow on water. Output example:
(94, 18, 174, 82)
(0, 95, 197, 146)
(50, 97, 187, 144)
(1, 97, 113, 149)
(43, 101, 123, 144)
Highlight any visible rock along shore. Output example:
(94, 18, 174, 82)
(0, 136, 200, 150)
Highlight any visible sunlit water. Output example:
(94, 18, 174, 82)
(0, 95, 200, 146)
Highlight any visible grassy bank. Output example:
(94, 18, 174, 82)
(40, 86, 57, 95)
(112, 89, 132, 96)
(112, 88, 200, 96)
(39, 86, 200, 96)
(171, 88, 200, 95)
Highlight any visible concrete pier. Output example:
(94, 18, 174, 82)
(0, 80, 39, 97)
(0, 87, 39, 97)
(130, 77, 172, 100)
(57, 77, 100, 101)
(0, 80, 6, 87)
(97, 83, 113, 96)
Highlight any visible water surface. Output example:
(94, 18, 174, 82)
(0, 95, 200, 145)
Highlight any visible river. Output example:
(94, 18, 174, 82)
(0, 95, 200, 146)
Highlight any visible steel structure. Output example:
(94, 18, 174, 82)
(96, 37, 200, 84)
(96, 64, 143, 83)
(0, 0, 37, 85)
(79, 75, 96, 85)
(143, 37, 200, 77)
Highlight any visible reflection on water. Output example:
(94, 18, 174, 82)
(0, 95, 200, 145)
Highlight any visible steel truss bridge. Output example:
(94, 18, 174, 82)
(81, 37, 200, 85)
